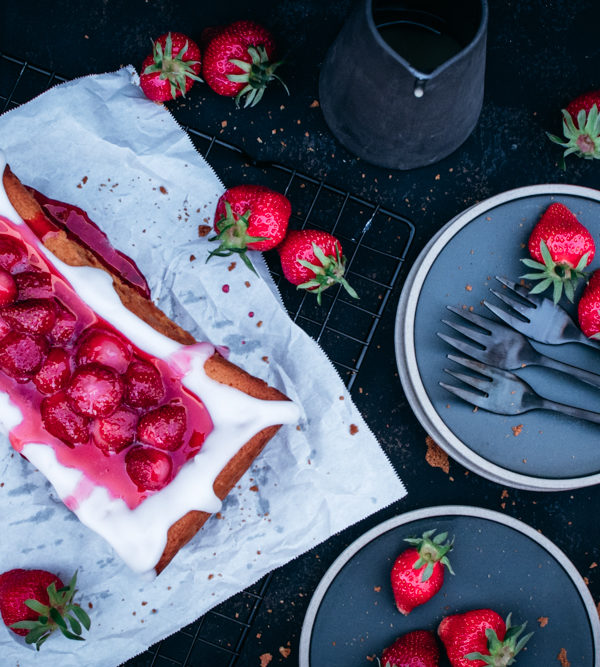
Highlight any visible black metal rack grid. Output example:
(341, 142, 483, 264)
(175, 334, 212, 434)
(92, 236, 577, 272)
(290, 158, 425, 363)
(0, 52, 415, 666)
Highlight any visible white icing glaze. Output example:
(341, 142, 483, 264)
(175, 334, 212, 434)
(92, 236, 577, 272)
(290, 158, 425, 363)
(0, 150, 300, 574)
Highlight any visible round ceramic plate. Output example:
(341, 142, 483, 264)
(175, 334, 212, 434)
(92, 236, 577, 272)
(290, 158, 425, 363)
(395, 184, 600, 491)
(299, 506, 599, 666)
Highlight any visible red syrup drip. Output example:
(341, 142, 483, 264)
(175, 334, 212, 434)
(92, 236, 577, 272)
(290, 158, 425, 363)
(0, 214, 213, 509)
(26, 187, 151, 300)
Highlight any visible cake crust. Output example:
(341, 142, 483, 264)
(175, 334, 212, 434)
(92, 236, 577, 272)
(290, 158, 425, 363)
(2, 165, 290, 574)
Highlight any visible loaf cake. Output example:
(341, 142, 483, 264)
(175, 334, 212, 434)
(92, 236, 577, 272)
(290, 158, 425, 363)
(0, 152, 299, 575)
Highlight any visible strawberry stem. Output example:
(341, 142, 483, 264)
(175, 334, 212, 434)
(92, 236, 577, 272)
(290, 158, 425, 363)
(404, 529, 455, 582)
(465, 613, 533, 666)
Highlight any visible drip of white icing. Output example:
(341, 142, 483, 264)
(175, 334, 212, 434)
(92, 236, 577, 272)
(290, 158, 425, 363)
(0, 150, 300, 575)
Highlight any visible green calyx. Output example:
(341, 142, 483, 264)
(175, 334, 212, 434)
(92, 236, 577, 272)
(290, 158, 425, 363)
(520, 239, 590, 304)
(206, 201, 268, 273)
(465, 613, 534, 666)
(296, 242, 359, 305)
(143, 32, 202, 99)
(548, 104, 600, 169)
(404, 529, 455, 582)
(228, 45, 289, 108)
(10, 571, 91, 651)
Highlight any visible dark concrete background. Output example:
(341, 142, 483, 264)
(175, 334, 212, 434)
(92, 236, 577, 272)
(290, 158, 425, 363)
(1, 0, 600, 664)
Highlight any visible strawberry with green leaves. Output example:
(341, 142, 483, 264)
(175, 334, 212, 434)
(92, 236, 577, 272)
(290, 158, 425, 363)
(0, 568, 90, 650)
(201, 20, 288, 107)
(390, 529, 454, 615)
(578, 268, 600, 338)
(140, 32, 202, 102)
(276, 229, 359, 305)
(207, 184, 291, 273)
(438, 609, 532, 667)
(380, 629, 440, 667)
(548, 90, 600, 165)
(521, 202, 594, 303)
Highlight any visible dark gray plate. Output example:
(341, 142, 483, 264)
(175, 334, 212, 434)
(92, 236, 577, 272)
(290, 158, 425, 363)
(299, 506, 599, 667)
(395, 185, 600, 490)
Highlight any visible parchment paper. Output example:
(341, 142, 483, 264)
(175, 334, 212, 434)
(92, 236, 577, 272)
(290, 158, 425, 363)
(0, 67, 407, 666)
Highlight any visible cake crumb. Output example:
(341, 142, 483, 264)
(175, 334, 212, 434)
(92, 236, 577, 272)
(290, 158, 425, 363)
(465, 284, 473, 291)
(511, 424, 523, 436)
(262, 356, 269, 363)
(189, 254, 196, 262)
(159, 186, 168, 195)
(279, 646, 291, 658)
(374, 586, 381, 592)
(557, 648, 570, 667)
(425, 435, 450, 473)
(249, 485, 259, 492)
(501, 489, 509, 499)
(259, 654, 272, 667)
(350, 424, 359, 435)
(310, 99, 319, 107)
(228, 262, 236, 271)
(537, 616, 549, 627)
(198, 224, 212, 237)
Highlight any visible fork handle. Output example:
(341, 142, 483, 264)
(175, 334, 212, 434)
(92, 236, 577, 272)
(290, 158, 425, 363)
(536, 355, 600, 389)
(538, 397, 600, 425)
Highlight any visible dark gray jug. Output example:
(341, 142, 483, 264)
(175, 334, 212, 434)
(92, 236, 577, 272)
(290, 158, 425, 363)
(319, 0, 488, 169)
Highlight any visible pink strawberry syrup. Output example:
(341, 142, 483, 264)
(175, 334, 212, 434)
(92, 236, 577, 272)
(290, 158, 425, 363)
(0, 209, 213, 510)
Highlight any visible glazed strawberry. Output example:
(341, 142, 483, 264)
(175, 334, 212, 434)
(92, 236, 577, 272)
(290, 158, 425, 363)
(48, 302, 77, 345)
(125, 445, 173, 491)
(548, 90, 600, 164)
(124, 359, 164, 408)
(390, 529, 454, 615)
(137, 404, 186, 451)
(66, 363, 125, 418)
(41, 392, 90, 445)
(76, 329, 132, 373)
(0, 236, 26, 273)
(208, 184, 291, 272)
(0, 331, 48, 380)
(0, 269, 16, 306)
(276, 229, 359, 305)
(0, 569, 90, 650)
(578, 269, 600, 338)
(33, 347, 71, 394)
(202, 19, 288, 107)
(381, 630, 440, 667)
(92, 406, 138, 454)
(438, 609, 532, 667)
(1, 298, 56, 335)
(140, 32, 202, 102)
(14, 271, 53, 299)
(521, 202, 594, 303)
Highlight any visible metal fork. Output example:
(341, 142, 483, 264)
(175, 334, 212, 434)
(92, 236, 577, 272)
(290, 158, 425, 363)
(483, 276, 600, 349)
(441, 355, 600, 424)
(439, 306, 600, 389)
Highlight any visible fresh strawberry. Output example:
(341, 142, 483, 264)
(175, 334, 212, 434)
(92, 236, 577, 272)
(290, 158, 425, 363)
(41, 391, 90, 445)
(276, 229, 359, 305)
(76, 329, 132, 374)
(66, 363, 125, 418)
(125, 445, 173, 491)
(1, 298, 56, 335)
(137, 404, 186, 451)
(521, 202, 594, 303)
(14, 271, 53, 299)
(33, 347, 72, 394)
(548, 90, 600, 165)
(0, 269, 16, 306)
(380, 630, 440, 667)
(390, 529, 454, 615)
(578, 268, 600, 338)
(0, 236, 27, 273)
(202, 19, 288, 107)
(140, 32, 202, 102)
(438, 609, 532, 667)
(0, 331, 48, 380)
(124, 359, 164, 408)
(208, 184, 291, 272)
(0, 569, 90, 650)
(92, 407, 138, 455)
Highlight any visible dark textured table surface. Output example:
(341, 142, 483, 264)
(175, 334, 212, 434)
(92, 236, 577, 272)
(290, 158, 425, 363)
(1, 1, 600, 665)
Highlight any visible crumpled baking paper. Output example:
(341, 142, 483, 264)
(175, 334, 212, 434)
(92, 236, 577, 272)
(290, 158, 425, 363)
(0, 67, 406, 666)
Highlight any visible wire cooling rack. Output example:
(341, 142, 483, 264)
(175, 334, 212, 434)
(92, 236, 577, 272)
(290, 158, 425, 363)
(0, 52, 415, 666)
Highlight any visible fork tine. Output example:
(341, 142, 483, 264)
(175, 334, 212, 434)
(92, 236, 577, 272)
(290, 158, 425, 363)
(437, 331, 482, 357)
(487, 288, 533, 318)
(446, 354, 495, 376)
(446, 305, 496, 331)
(483, 299, 532, 329)
(494, 275, 534, 301)
(444, 367, 491, 392)
(439, 381, 488, 409)
(441, 319, 489, 346)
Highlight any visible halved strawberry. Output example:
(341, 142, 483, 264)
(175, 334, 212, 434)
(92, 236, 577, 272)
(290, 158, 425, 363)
(0, 269, 17, 306)
(41, 391, 90, 445)
(14, 271, 53, 299)
(92, 407, 138, 455)
(76, 329, 132, 374)
(1, 298, 57, 335)
(137, 404, 186, 451)
(33, 347, 72, 394)
(66, 363, 124, 418)
(125, 445, 173, 491)
(124, 359, 164, 408)
(0, 236, 27, 273)
(0, 331, 48, 380)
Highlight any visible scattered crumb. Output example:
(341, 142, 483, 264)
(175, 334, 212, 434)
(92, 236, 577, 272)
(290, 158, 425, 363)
(339, 395, 344, 400)
(557, 648, 570, 667)
(425, 435, 450, 473)
(537, 616, 549, 627)
(260, 654, 273, 667)
(198, 224, 212, 237)
(228, 261, 237, 271)
(511, 424, 523, 437)
(249, 485, 259, 492)
(279, 646, 291, 658)
(159, 186, 168, 195)
(310, 100, 319, 108)
(373, 586, 381, 592)
(221, 120, 227, 128)
(262, 356, 269, 363)
(141, 601, 147, 606)
(189, 254, 196, 262)
(257, 320, 263, 327)
(465, 284, 473, 291)
(350, 424, 359, 435)
(501, 489, 509, 499)
(590, 562, 597, 569)
(245, 281, 251, 287)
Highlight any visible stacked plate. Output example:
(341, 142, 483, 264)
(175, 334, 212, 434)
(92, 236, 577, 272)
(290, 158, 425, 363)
(395, 184, 600, 491)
